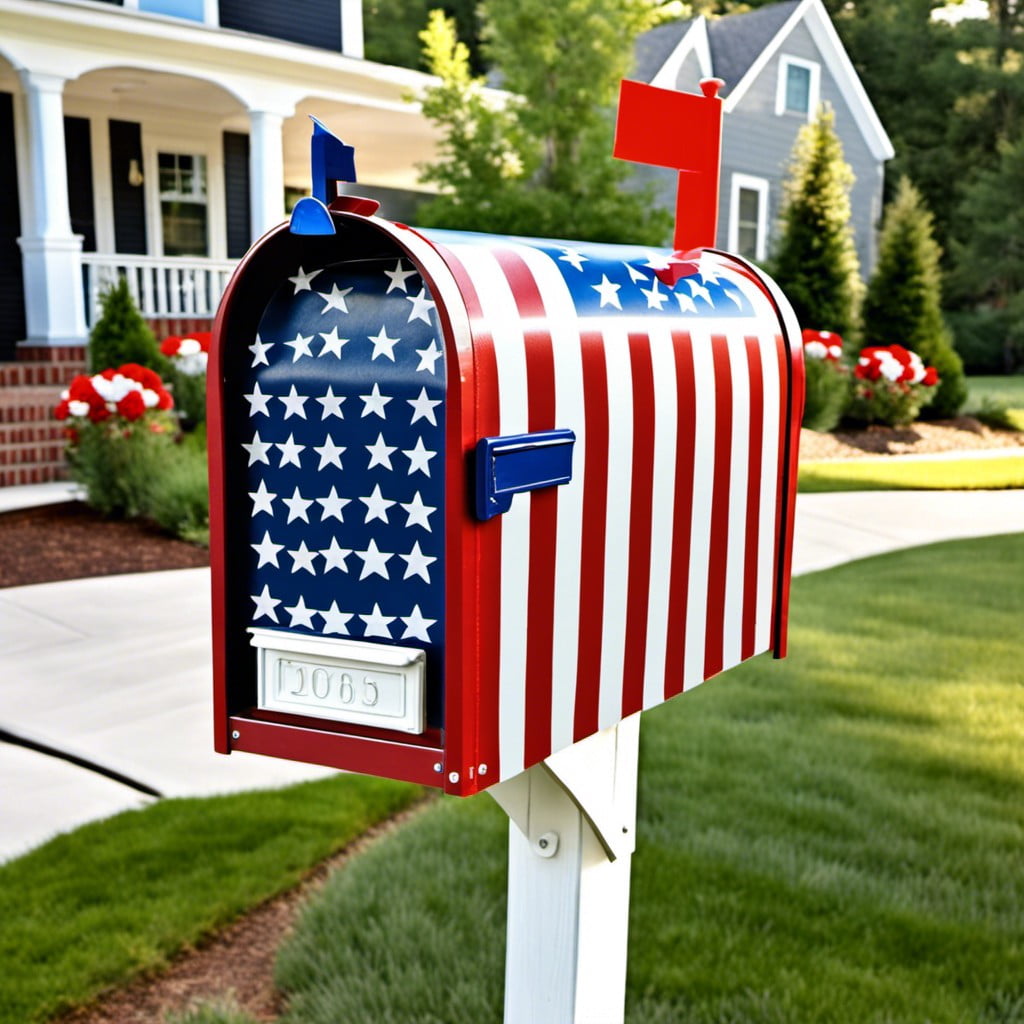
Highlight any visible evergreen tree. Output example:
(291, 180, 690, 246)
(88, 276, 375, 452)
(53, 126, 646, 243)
(862, 176, 966, 418)
(413, 2, 674, 245)
(88, 278, 165, 373)
(770, 107, 862, 339)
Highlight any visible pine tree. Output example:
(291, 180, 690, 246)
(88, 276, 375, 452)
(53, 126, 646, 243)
(413, 2, 673, 245)
(770, 107, 862, 339)
(862, 176, 966, 418)
(88, 277, 165, 373)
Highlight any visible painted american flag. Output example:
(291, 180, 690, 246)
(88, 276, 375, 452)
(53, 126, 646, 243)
(233, 224, 800, 790)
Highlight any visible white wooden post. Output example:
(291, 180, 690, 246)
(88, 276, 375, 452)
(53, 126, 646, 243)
(490, 712, 641, 1024)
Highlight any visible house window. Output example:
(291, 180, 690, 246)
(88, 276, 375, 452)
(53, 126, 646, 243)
(776, 56, 820, 119)
(728, 174, 769, 263)
(122, 0, 216, 23)
(158, 152, 208, 257)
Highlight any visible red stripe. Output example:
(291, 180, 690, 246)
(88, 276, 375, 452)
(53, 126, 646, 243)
(741, 335, 765, 660)
(438, 247, 503, 779)
(663, 331, 696, 699)
(621, 332, 657, 718)
(494, 250, 558, 768)
(573, 330, 610, 741)
(703, 333, 733, 680)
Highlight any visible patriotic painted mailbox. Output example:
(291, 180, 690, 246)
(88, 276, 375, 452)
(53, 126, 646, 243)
(210, 84, 804, 798)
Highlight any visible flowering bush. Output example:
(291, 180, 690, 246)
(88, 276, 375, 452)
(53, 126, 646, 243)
(846, 344, 940, 426)
(800, 328, 850, 432)
(160, 332, 210, 428)
(160, 332, 210, 377)
(55, 363, 174, 426)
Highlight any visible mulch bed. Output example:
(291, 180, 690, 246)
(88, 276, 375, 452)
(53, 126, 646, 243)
(0, 501, 208, 589)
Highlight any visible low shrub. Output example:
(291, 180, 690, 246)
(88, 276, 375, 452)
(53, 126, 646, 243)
(88, 277, 167, 374)
(161, 331, 210, 429)
(800, 329, 850, 432)
(844, 344, 939, 426)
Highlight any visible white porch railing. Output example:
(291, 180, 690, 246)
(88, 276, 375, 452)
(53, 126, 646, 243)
(81, 253, 238, 328)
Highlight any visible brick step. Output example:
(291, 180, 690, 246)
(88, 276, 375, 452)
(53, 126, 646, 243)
(0, 386, 60, 424)
(0, 421, 67, 445)
(0, 361, 87, 388)
(0, 462, 69, 487)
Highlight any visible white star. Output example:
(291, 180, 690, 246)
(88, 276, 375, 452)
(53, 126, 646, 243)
(624, 261, 648, 283)
(415, 340, 443, 374)
(559, 248, 588, 271)
(244, 382, 273, 417)
(641, 279, 668, 310)
(356, 538, 393, 580)
(317, 386, 346, 420)
(687, 278, 712, 304)
(368, 325, 401, 362)
(318, 283, 353, 313)
(251, 584, 280, 622)
(316, 486, 350, 522)
(289, 266, 319, 293)
(248, 334, 273, 367)
(319, 601, 353, 635)
(313, 435, 346, 471)
(242, 431, 272, 466)
(384, 259, 418, 293)
(643, 252, 675, 272)
(277, 434, 305, 468)
(320, 537, 352, 573)
(288, 541, 319, 575)
(278, 384, 308, 420)
(592, 274, 622, 309)
(401, 491, 436, 531)
(675, 291, 698, 314)
(724, 288, 743, 309)
(285, 596, 317, 629)
(400, 541, 436, 583)
(284, 332, 315, 362)
(319, 327, 349, 359)
(251, 530, 284, 568)
(366, 432, 397, 470)
(249, 479, 277, 516)
(360, 382, 392, 419)
(360, 482, 395, 524)
(360, 603, 395, 639)
(405, 286, 436, 324)
(282, 486, 313, 524)
(696, 253, 722, 284)
(403, 436, 437, 477)
(401, 604, 436, 643)
(407, 386, 441, 426)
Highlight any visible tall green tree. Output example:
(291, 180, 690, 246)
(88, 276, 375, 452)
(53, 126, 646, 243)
(862, 177, 966, 418)
(364, 0, 482, 71)
(413, 1, 674, 245)
(770, 107, 862, 339)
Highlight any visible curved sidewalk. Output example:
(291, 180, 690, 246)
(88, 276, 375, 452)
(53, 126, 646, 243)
(2, 488, 1022, 862)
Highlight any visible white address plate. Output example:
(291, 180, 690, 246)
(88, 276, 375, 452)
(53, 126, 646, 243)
(249, 628, 426, 734)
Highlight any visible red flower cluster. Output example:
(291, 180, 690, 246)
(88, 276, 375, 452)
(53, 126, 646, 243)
(854, 345, 939, 387)
(55, 364, 174, 424)
(801, 329, 844, 361)
(159, 331, 211, 358)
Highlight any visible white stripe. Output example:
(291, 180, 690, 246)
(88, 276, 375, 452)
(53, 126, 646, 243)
(514, 245, 587, 757)
(642, 324, 679, 709)
(597, 325, 633, 729)
(452, 246, 530, 780)
(756, 330, 782, 651)
(721, 329, 751, 671)
(683, 327, 715, 689)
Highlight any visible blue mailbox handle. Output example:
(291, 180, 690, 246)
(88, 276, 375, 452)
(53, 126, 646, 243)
(475, 428, 576, 521)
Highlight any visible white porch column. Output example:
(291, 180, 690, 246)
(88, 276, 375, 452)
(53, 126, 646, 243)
(17, 70, 88, 346)
(248, 108, 286, 242)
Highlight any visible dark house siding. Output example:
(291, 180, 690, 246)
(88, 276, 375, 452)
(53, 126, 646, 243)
(0, 92, 26, 358)
(64, 116, 96, 253)
(109, 119, 147, 255)
(223, 131, 251, 259)
(218, 0, 341, 52)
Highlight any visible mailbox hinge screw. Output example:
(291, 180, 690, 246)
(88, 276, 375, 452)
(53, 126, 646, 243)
(479, 763, 489, 776)
(433, 762, 443, 773)
(448, 771, 460, 785)
(534, 832, 559, 858)
(231, 730, 240, 740)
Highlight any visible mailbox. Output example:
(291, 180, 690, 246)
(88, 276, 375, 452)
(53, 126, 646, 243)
(209, 211, 804, 797)
(209, 91, 804, 797)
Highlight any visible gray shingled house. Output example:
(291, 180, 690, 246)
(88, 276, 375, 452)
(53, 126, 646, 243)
(633, 0, 893, 274)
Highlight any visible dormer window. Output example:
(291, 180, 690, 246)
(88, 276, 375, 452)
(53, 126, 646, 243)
(776, 56, 820, 118)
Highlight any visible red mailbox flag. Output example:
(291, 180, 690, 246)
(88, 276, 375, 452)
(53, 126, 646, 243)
(614, 78, 725, 254)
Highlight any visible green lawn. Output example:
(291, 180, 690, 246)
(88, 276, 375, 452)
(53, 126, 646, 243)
(274, 534, 1024, 1024)
(0, 775, 421, 1024)
(799, 453, 1024, 492)
(966, 374, 1024, 411)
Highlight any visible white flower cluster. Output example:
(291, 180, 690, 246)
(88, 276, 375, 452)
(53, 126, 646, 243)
(171, 337, 209, 377)
(860, 348, 929, 383)
(804, 332, 843, 361)
(61, 373, 161, 417)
